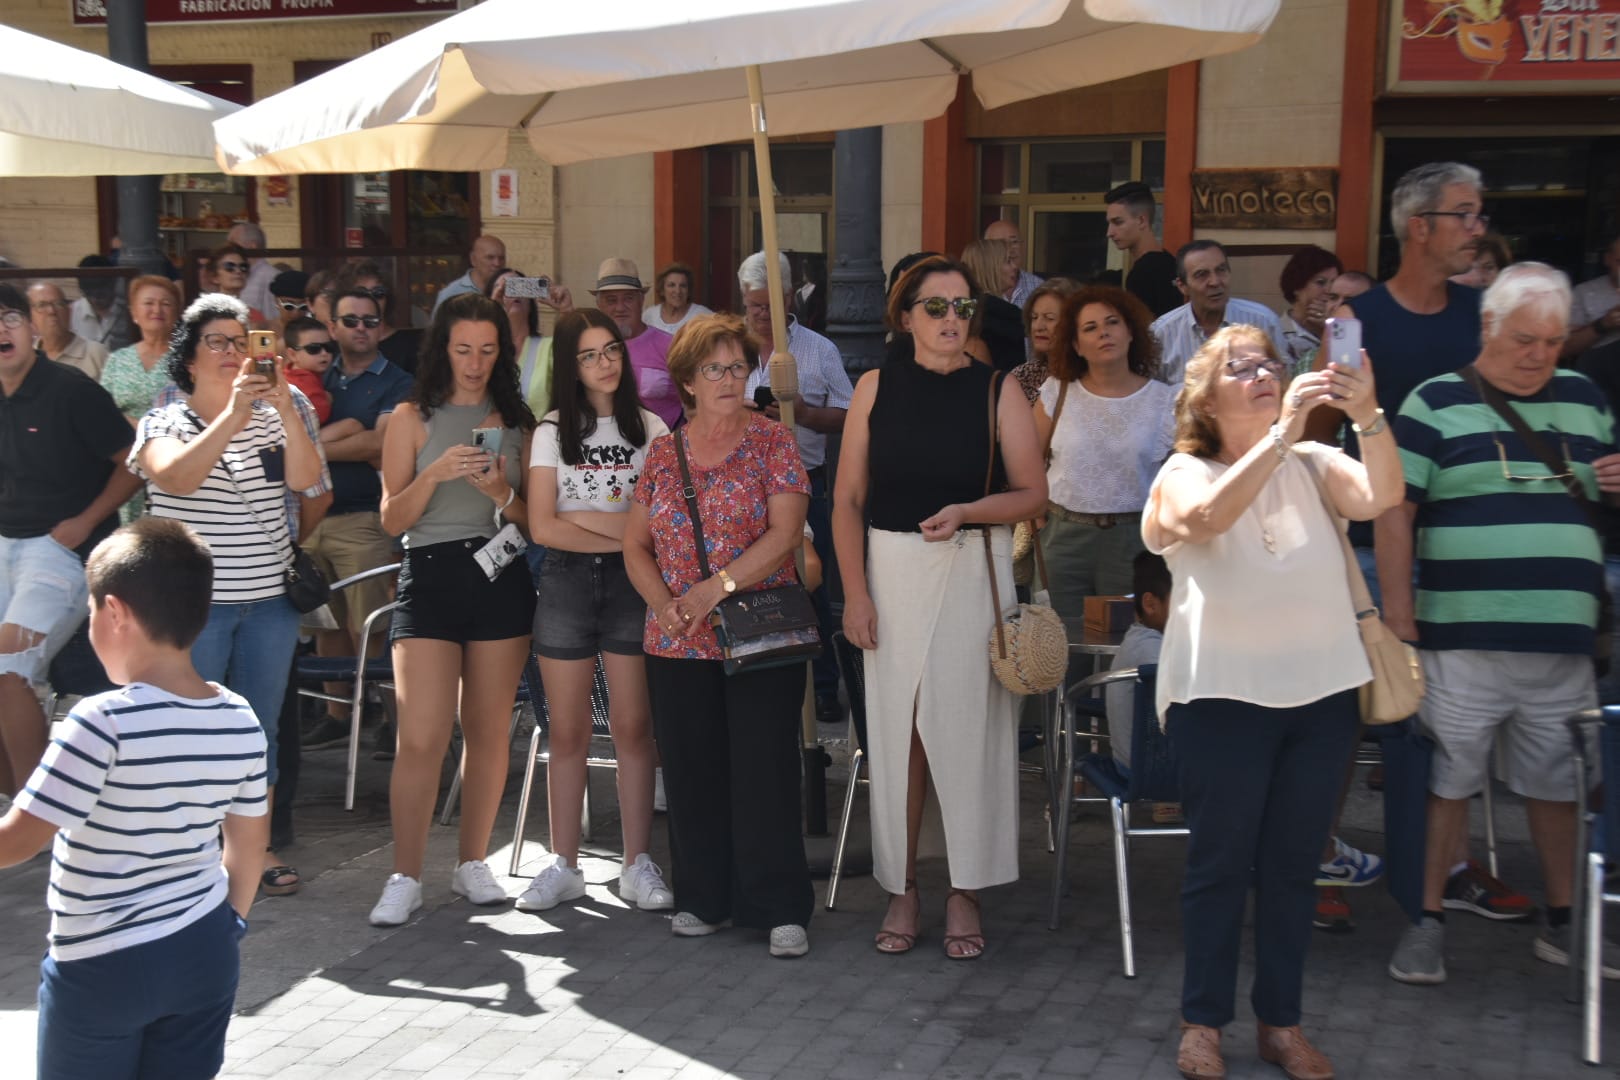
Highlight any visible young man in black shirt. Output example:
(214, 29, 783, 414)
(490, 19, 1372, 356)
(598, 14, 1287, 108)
(1105, 181, 1181, 317)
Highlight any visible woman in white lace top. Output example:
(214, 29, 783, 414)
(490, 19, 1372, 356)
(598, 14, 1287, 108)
(1033, 284, 1175, 618)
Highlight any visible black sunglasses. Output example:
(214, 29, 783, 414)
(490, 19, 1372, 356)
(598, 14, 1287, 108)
(912, 296, 977, 320)
(217, 261, 248, 274)
(337, 314, 381, 329)
(291, 341, 338, 356)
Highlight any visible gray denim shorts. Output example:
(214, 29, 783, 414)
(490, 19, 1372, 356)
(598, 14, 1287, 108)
(533, 550, 647, 660)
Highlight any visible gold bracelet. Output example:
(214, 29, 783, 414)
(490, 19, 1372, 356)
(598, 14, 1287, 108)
(1352, 409, 1388, 437)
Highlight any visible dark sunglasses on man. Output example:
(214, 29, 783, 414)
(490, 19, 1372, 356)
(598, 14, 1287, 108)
(337, 314, 381, 329)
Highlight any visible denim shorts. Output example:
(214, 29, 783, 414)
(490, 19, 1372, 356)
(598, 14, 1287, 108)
(392, 538, 536, 645)
(0, 534, 90, 685)
(533, 550, 646, 660)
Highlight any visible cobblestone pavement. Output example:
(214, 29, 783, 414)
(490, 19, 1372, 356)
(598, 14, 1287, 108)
(1, 720, 1613, 1079)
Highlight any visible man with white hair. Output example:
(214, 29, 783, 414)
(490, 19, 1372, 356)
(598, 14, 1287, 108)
(227, 222, 277, 321)
(1382, 263, 1620, 985)
(738, 250, 852, 721)
(984, 219, 1041, 308)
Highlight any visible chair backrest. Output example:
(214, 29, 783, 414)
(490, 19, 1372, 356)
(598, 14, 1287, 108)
(830, 631, 868, 757)
(1123, 665, 1177, 802)
(523, 652, 612, 743)
(1601, 706, 1620, 862)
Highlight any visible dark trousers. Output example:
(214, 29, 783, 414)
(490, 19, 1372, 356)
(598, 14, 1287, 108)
(271, 654, 301, 844)
(806, 466, 838, 702)
(646, 655, 813, 930)
(1167, 690, 1359, 1028)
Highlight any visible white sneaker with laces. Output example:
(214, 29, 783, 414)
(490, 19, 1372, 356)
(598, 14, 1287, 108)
(619, 853, 674, 911)
(368, 873, 423, 927)
(515, 856, 586, 912)
(451, 859, 508, 906)
(770, 924, 810, 958)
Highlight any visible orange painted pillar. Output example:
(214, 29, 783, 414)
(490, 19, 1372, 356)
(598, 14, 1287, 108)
(1162, 62, 1199, 254)
(921, 76, 974, 259)
(653, 149, 704, 273)
(1335, 0, 1380, 273)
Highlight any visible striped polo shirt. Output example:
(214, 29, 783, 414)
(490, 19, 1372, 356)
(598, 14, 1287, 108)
(14, 683, 267, 961)
(1395, 369, 1615, 655)
(132, 401, 294, 603)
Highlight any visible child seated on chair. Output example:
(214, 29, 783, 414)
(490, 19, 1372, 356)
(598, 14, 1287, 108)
(1105, 550, 1180, 823)
(0, 518, 268, 1080)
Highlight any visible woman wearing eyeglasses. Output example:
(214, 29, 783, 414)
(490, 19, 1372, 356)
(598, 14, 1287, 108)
(517, 309, 671, 914)
(131, 294, 325, 898)
(207, 244, 267, 327)
(832, 255, 1046, 960)
(623, 313, 815, 958)
(1142, 325, 1399, 1080)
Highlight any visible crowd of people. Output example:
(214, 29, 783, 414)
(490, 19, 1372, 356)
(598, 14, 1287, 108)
(0, 158, 1618, 1080)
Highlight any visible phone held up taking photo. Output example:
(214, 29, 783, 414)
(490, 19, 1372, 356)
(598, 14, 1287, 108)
(249, 330, 278, 380)
(1324, 317, 1361, 371)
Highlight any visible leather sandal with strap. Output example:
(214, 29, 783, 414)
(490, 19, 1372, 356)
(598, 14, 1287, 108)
(874, 879, 920, 954)
(942, 888, 985, 961)
(1257, 1023, 1333, 1080)
(1177, 1022, 1226, 1080)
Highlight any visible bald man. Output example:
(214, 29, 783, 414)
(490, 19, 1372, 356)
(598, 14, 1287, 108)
(433, 234, 507, 313)
(27, 282, 107, 380)
(984, 219, 1042, 308)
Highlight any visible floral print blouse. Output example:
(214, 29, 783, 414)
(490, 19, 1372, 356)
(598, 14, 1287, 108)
(101, 344, 174, 522)
(635, 413, 808, 660)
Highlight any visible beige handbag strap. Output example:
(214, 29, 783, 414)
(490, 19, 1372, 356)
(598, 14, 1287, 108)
(983, 373, 1011, 659)
(1299, 451, 1380, 624)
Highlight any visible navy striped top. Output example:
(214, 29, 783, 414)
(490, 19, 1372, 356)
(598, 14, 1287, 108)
(14, 683, 267, 961)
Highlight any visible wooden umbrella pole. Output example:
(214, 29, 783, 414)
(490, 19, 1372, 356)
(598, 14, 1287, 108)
(745, 64, 798, 430)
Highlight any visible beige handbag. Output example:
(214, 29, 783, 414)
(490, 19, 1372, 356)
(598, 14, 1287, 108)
(1303, 455, 1424, 724)
(1012, 378, 1069, 587)
(982, 373, 1068, 696)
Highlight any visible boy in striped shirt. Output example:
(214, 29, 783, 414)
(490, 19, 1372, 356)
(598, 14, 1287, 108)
(0, 518, 268, 1080)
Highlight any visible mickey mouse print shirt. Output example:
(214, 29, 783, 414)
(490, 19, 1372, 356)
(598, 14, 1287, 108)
(530, 407, 670, 513)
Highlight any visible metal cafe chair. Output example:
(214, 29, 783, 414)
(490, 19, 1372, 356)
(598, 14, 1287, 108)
(1569, 706, 1620, 1065)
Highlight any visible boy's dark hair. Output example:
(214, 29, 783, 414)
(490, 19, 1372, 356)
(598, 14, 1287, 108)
(0, 282, 26, 315)
(86, 519, 214, 649)
(1105, 181, 1157, 223)
(284, 316, 329, 351)
(1131, 550, 1171, 619)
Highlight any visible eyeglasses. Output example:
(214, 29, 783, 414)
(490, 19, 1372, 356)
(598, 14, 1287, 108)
(0, 310, 27, 329)
(912, 296, 978, 321)
(1419, 210, 1490, 231)
(291, 341, 337, 356)
(1491, 430, 1575, 483)
(360, 285, 388, 300)
(277, 299, 310, 313)
(337, 314, 381, 329)
(578, 342, 625, 368)
(202, 333, 249, 355)
(1224, 357, 1288, 381)
(698, 360, 752, 381)
(216, 261, 249, 274)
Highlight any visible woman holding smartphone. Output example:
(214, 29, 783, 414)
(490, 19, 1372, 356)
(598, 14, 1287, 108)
(518, 309, 672, 913)
(368, 293, 537, 927)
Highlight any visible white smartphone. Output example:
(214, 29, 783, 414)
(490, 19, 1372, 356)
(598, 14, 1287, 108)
(1324, 316, 1362, 371)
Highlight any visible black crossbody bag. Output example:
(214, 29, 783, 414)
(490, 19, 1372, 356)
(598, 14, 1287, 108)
(1463, 365, 1613, 672)
(672, 431, 820, 675)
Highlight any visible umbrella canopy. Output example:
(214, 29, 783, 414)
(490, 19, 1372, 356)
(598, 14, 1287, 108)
(213, 0, 1278, 174)
(0, 24, 240, 177)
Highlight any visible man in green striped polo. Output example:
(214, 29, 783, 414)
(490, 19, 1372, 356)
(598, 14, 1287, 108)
(1379, 262, 1620, 986)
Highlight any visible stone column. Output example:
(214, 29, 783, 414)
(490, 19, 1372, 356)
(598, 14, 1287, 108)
(106, 5, 165, 277)
(826, 127, 886, 374)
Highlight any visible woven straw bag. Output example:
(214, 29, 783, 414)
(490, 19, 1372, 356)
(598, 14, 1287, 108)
(981, 373, 1068, 696)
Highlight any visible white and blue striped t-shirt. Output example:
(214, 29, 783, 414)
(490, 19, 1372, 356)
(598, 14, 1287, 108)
(132, 401, 294, 604)
(15, 683, 267, 961)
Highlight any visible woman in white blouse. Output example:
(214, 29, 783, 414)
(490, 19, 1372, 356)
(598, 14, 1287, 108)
(1033, 285, 1175, 620)
(1143, 325, 1400, 1080)
(642, 263, 711, 335)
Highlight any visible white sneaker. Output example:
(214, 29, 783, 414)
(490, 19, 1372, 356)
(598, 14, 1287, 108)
(619, 853, 674, 911)
(515, 855, 586, 912)
(769, 924, 809, 958)
(368, 873, 423, 927)
(653, 768, 667, 813)
(451, 859, 508, 906)
(671, 911, 724, 937)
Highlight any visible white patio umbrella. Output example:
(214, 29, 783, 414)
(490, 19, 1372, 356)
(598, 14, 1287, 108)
(0, 23, 240, 176)
(215, 0, 1278, 417)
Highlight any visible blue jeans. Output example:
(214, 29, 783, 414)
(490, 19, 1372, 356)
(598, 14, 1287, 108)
(0, 534, 88, 684)
(37, 900, 245, 1080)
(191, 596, 300, 786)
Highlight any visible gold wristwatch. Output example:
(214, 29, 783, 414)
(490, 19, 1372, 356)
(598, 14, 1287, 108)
(717, 568, 737, 594)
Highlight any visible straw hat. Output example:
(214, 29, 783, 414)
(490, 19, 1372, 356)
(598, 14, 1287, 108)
(590, 258, 645, 294)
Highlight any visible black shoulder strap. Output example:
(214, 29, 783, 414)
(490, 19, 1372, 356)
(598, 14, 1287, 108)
(671, 431, 715, 579)
(1461, 364, 1602, 528)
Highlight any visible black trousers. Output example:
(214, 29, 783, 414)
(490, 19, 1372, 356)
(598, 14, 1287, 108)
(1167, 690, 1359, 1028)
(646, 655, 813, 930)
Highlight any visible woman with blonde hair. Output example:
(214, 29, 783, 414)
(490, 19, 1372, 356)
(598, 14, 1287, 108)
(1143, 324, 1401, 1080)
(958, 239, 1024, 372)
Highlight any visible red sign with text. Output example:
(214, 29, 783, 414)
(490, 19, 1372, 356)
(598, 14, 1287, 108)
(72, 1, 458, 26)
(1392, 0, 1620, 91)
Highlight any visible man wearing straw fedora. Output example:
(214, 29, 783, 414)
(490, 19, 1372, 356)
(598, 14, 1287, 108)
(590, 259, 680, 431)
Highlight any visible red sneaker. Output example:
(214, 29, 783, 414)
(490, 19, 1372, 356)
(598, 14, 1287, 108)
(1313, 886, 1353, 933)
(1442, 861, 1534, 922)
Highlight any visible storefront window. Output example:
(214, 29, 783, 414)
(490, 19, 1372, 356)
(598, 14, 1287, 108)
(703, 144, 833, 326)
(978, 137, 1165, 285)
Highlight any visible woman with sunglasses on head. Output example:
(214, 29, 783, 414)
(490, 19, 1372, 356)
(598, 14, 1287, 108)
(207, 244, 267, 328)
(623, 313, 815, 958)
(517, 309, 671, 914)
(832, 256, 1046, 960)
(337, 261, 422, 376)
(131, 294, 325, 898)
(486, 266, 576, 422)
(1143, 326, 1399, 1080)
(367, 293, 537, 926)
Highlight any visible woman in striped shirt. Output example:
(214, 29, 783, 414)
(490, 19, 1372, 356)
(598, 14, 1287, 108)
(131, 294, 323, 898)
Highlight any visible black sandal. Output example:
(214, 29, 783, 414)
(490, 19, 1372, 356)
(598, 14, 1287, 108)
(874, 878, 920, 954)
(943, 888, 984, 961)
(260, 864, 301, 896)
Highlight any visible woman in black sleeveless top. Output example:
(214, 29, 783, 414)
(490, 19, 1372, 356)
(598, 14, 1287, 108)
(832, 256, 1046, 960)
